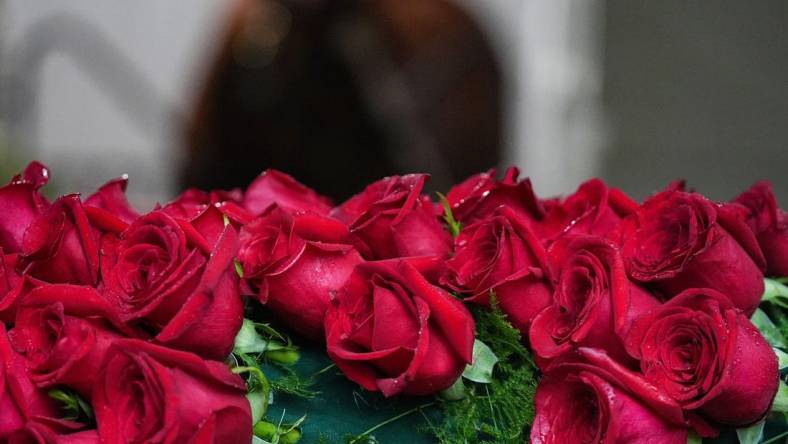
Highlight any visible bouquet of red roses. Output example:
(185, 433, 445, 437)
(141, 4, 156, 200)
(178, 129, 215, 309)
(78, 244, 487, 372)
(1, 161, 786, 444)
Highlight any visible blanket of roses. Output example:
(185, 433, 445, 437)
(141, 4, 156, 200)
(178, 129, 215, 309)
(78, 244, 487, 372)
(1, 161, 788, 444)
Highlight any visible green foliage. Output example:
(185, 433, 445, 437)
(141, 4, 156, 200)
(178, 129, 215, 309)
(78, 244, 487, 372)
(426, 296, 538, 443)
(48, 388, 94, 424)
(474, 297, 531, 364)
(436, 192, 462, 238)
(254, 414, 306, 444)
(752, 308, 788, 348)
(736, 420, 765, 444)
(269, 364, 322, 399)
(461, 340, 499, 384)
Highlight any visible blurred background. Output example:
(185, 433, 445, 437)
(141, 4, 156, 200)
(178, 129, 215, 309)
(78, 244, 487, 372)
(0, 0, 786, 209)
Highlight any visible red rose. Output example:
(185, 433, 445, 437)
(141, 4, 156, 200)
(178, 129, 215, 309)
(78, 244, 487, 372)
(0, 250, 26, 323)
(734, 181, 788, 277)
(530, 236, 658, 366)
(93, 339, 252, 444)
(443, 205, 552, 333)
(625, 288, 779, 428)
(331, 174, 451, 259)
(243, 169, 332, 216)
(20, 195, 100, 286)
(161, 187, 242, 221)
(542, 179, 638, 241)
(532, 348, 688, 444)
(84, 176, 140, 225)
(445, 167, 545, 227)
(1, 324, 73, 440)
(9, 424, 98, 444)
(238, 205, 365, 340)
(621, 189, 766, 316)
(0, 162, 49, 254)
(325, 258, 475, 396)
(9, 285, 129, 398)
(100, 209, 243, 360)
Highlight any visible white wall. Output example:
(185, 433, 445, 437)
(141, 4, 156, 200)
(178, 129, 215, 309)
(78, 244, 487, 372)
(1, 0, 228, 206)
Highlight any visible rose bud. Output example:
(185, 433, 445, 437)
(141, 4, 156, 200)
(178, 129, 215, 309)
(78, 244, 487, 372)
(93, 339, 252, 444)
(325, 258, 475, 396)
(624, 288, 779, 427)
(530, 236, 659, 367)
(733, 181, 788, 277)
(443, 205, 552, 334)
(0, 162, 50, 254)
(9, 285, 128, 399)
(1, 324, 72, 440)
(9, 424, 99, 444)
(243, 169, 333, 216)
(238, 205, 364, 340)
(531, 348, 688, 444)
(83, 176, 140, 225)
(621, 189, 766, 316)
(100, 209, 243, 360)
(331, 174, 451, 259)
(541, 178, 638, 242)
(445, 167, 545, 227)
(20, 195, 100, 286)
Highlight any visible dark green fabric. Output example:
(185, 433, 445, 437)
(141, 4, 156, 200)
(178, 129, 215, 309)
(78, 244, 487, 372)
(265, 345, 787, 444)
(263, 343, 437, 443)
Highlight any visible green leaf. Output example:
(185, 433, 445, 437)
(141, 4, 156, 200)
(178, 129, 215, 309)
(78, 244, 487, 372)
(234, 319, 293, 357)
(762, 278, 788, 308)
(268, 364, 321, 399)
(775, 348, 788, 371)
(439, 377, 467, 401)
(436, 192, 461, 237)
(248, 387, 270, 424)
(751, 308, 787, 348)
(687, 431, 702, 444)
(235, 319, 271, 354)
(48, 388, 94, 423)
(428, 299, 537, 444)
(736, 420, 765, 444)
(462, 340, 499, 384)
(771, 379, 788, 413)
(235, 260, 245, 278)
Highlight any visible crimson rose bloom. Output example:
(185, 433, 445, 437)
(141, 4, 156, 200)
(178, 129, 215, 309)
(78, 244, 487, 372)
(541, 179, 638, 241)
(20, 195, 100, 286)
(1, 324, 73, 441)
(9, 285, 129, 398)
(0, 249, 26, 323)
(93, 339, 252, 444)
(621, 189, 766, 316)
(325, 258, 475, 396)
(443, 205, 552, 333)
(160, 187, 242, 222)
(243, 169, 332, 216)
(734, 181, 788, 277)
(532, 348, 688, 444)
(331, 174, 451, 259)
(9, 424, 99, 444)
(625, 289, 778, 428)
(238, 205, 365, 340)
(445, 167, 545, 227)
(100, 209, 243, 360)
(0, 162, 49, 254)
(530, 236, 658, 366)
(84, 176, 141, 225)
